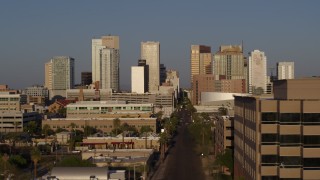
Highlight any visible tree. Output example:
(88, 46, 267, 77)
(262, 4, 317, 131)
(83, 126, 97, 136)
(9, 155, 27, 168)
(215, 149, 234, 177)
(42, 124, 52, 145)
(155, 111, 163, 120)
(58, 107, 67, 117)
(140, 126, 153, 149)
(56, 156, 95, 167)
(158, 132, 169, 161)
(218, 106, 227, 116)
(55, 128, 68, 133)
(113, 118, 121, 136)
(31, 148, 41, 179)
(24, 121, 38, 136)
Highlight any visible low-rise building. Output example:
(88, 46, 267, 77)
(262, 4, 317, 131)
(80, 135, 160, 150)
(22, 85, 49, 105)
(56, 131, 73, 145)
(215, 115, 234, 175)
(66, 101, 153, 119)
(43, 167, 125, 180)
(0, 111, 39, 133)
(215, 116, 234, 154)
(0, 92, 40, 132)
(42, 117, 157, 133)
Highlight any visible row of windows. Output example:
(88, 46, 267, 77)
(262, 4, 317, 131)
(49, 125, 154, 129)
(68, 106, 152, 111)
(0, 98, 19, 101)
(262, 113, 320, 124)
(261, 134, 320, 145)
(262, 155, 320, 167)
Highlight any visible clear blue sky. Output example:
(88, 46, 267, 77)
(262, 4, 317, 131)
(0, 1, 319, 90)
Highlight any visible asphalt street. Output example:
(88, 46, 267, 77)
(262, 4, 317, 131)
(154, 109, 205, 180)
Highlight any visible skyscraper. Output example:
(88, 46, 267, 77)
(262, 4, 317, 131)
(160, 64, 167, 85)
(248, 50, 267, 94)
(81, 72, 92, 86)
(131, 66, 145, 93)
(190, 45, 212, 88)
(141, 41, 160, 92)
(45, 56, 75, 99)
(92, 35, 120, 91)
(277, 61, 294, 80)
(213, 45, 245, 80)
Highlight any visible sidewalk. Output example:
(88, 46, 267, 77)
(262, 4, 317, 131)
(149, 159, 166, 180)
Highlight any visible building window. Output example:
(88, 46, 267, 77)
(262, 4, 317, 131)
(304, 135, 320, 146)
(261, 113, 278, 124)
(261, 134, 278, 144)
(279, 135, 301, 145)
(262, 176, 279, 180)
(261, 155, 278, 164)
(279, 113, 300, 124)
(304, 158, 320, 167)
(279, 156, 301, 166)
(303, 113, 320, 124)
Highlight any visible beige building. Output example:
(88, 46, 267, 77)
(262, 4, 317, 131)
(190, 45, 212, 88)
(45, 56, 75, 99)
(215, 116, 234, 174)
(248, 50, 267, 94)
(81, 136, 160, 150)
(92, 35, 120, 92)
(215, 116, 233, 154)
(192, 75, 246, 105)
(213, 45, 245, 80)
(0, 92, 39, 132)
(277, 61, 295, 80)
(42, 117, 156, 133)
(141, 41, 160, 92)
(66, 90, 174, 116)
(234, 78, 320, 180)
(66, 101, 153, 119)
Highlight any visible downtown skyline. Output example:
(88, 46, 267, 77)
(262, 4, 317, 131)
(0, 1, 320, 90)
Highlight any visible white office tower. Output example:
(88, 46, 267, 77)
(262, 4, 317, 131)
(141, 41, 160, 92)
(92, 35, 119, 91)
(277, 61, 295, 80)
(45, 56, 75, 99)
(248, 50, 267, 94)
(131, 66, 145, 93)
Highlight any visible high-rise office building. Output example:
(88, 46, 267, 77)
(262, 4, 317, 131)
(248, 50, 267, 94)
(141, 41, 160, 92)
(277, 61, 294, 80)
(160, 64, 167, 85)
(92, 35, 120, 91)
(45, 56, 75, 99)
(234, 78, 320, 180)
(131, 66, 145, 93)
(213, 45, 245, 80)
(81, 72, 92, 86)
(131, 59, 149, 93)
(190, 45, 212, 88)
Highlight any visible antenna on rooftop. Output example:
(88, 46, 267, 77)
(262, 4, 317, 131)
(241, 40, 244, 53)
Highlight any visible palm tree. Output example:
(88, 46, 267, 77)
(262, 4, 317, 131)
(42, 124, 51, 145)
(140, 126, 153, 149)
(113, 118, 121, 136)
(31, 148, 41, 179)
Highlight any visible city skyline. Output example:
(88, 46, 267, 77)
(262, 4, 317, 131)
(1, 1, 320, 90)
